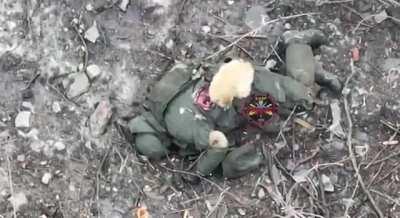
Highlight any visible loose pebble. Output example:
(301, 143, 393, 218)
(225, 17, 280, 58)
(17, 154, 25, 162)
(67, 73, 90, 98)
(84, 21, 100, 43)
(15, 111, 31, 128)
(52, 102, 62, 113)
(89, 100, 113, 136)
(41, 172, 52, 185)
(86, 64, 101, 79)
(257, 188, 266, 199)
(237, 208, 246, 216)
(54, 141, 66, 151)
(119, 0, 130, 11)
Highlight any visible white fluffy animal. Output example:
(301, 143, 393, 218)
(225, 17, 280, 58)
(209, 59, 255, 108)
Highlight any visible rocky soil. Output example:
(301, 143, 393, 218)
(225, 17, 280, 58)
(1, 0, 400, 217)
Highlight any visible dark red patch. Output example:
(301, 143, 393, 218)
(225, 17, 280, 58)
(194, 84, 214, 111)
(241, 94, 278, 128)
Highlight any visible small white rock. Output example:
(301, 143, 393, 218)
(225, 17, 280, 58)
(15, 111, 31, 128)
(374, 10, 388, 24)
(54, 141, 66, 151)
(17, 154, 25, 162)
(165, 39, 174, 50)
(237, 208, 246, 216)
(119, 0, 130, 11)
(72, 18, 79, 25)
(41, 172, 52, 185)
(86, 64, 101, 79)
(265, 59, 277, 69)
(284, 23, 292, 29)
(321, 174, 334, 192)
(257, 188, 266, 199)
(201, 25, 211, 34)
(143, 185, 152, 192)
(67, 73, 90, 98)
(52, 101, 62, 113)
(89, 100, 113, 136)
(85, 3, 94, 11)
(84, 21, 100, 43)
(227, 0, 234, 5)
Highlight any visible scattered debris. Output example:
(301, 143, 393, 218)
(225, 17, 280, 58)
(294, 118, 315, 131)
(15, 111, 31, 128)
(84, 21, 100, 43)
(382, 140, 399, 145)
(293, 168, 311, 183)
(328, 100, 345, 138)
(89, 100, 113, 136)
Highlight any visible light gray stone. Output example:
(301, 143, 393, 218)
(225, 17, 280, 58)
(90, 100, 113, 136)
(68, 73, 90, 98)
(15, 111, 31, 128)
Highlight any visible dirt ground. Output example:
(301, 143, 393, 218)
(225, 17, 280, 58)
(1, 0, 400, 217)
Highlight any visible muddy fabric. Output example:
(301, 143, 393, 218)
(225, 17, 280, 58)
(222, 144, 263, 179)
(148, 63, 196, 124)
(196, 148, 229, 176)
(253, 66, 314, 110)
(285, 43, 315, 86)
(282, 29, 326, 47)
(128, 115, 170, 159)
(164, 81, 215, 150)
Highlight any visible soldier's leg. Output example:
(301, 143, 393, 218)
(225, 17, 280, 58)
(128, 115, 170, 160)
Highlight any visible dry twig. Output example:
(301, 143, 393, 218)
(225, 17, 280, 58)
(343, 59, 384, 218)
(205, 188, 229, 218)
(159, 165, 248, 206)
(205, 13, 318, 60)
(6, 155, 16, 218)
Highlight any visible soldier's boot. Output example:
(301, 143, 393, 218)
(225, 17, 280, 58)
(196, 147, 228, 176)
(196, 130, 229, 176)
(282, 29, 342, 94)
(222, 143, 263, 179)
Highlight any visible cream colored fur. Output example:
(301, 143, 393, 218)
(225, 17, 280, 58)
(209, 59, 254, 108)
